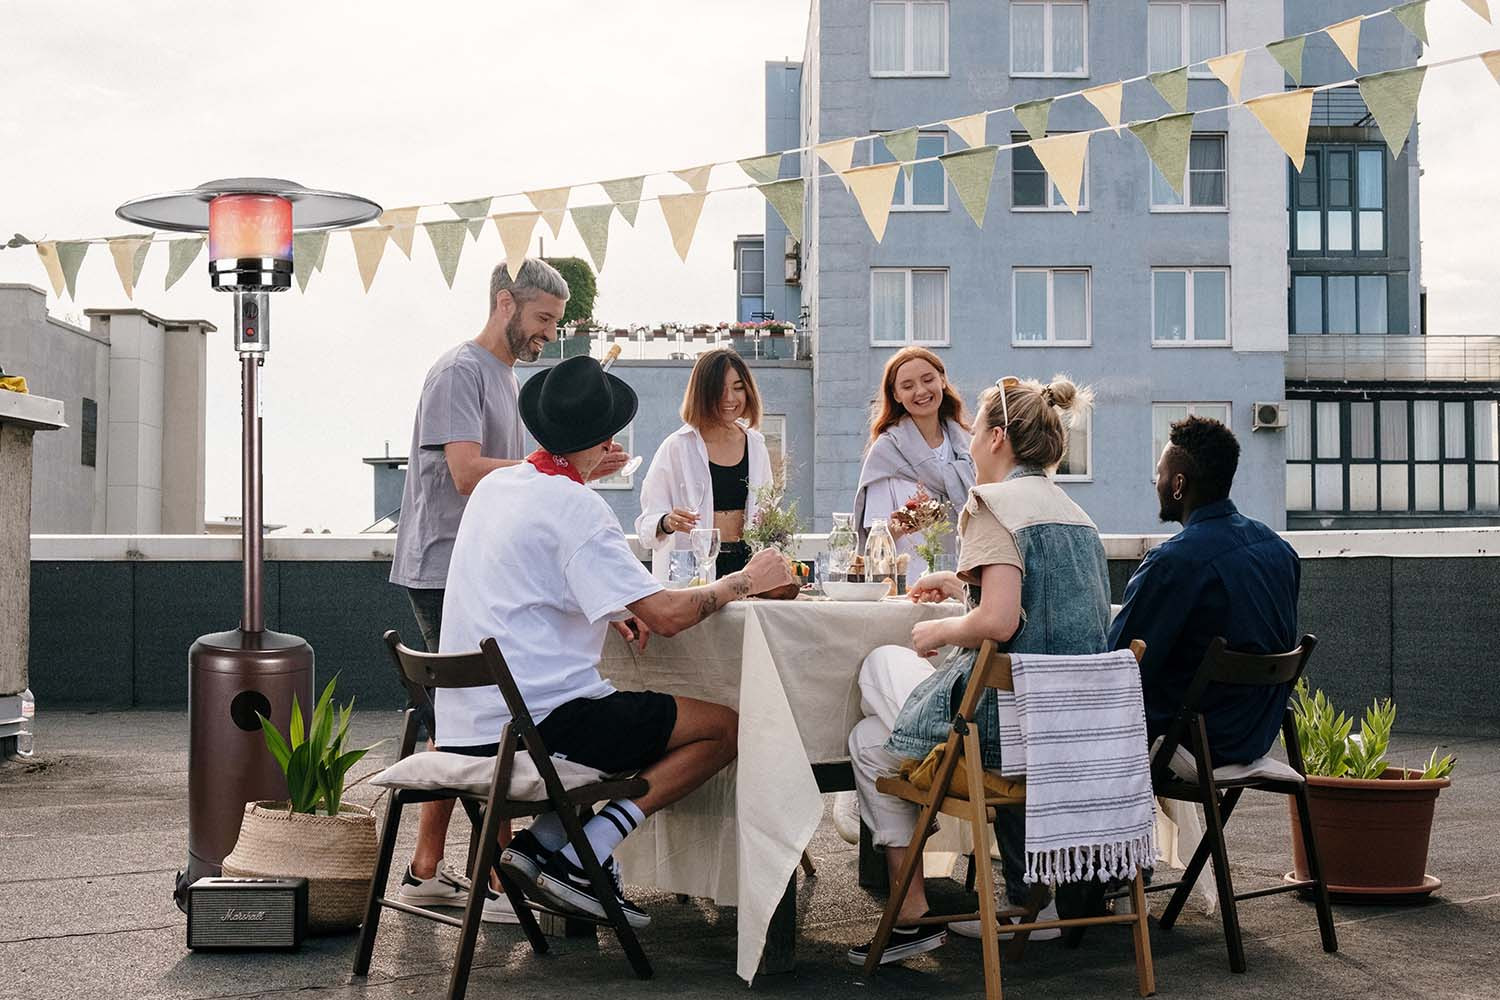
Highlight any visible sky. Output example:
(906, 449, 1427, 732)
(1, 1, 1497, 532)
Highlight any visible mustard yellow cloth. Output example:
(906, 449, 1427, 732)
(901, 744, 1025, 802)
(0, 375, 28, 394)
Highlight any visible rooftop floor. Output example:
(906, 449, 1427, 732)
(4, 712, 1496, 1000)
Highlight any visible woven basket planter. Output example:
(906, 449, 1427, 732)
(222, 801, 378, 933)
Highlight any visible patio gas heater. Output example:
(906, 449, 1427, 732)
(116, 179, 381, 906)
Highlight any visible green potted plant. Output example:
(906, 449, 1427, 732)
(1286, 680, 1456, 900)
(744, 456, 806, 599)
(221, 677, 384, 932)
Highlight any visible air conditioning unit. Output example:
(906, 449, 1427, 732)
(784, 235, 801, 285)
(1252, 401, 1289, 431)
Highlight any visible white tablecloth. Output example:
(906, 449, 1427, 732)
(597, 596, 963, 982)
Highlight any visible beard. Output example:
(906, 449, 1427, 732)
(506, 311, 542, 362)
(1158, 496, 1183, 523)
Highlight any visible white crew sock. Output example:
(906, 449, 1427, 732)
(561, 799, 646, 868)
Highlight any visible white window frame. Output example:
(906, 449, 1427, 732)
(1147, 1, 1226, 77)
(873, 129, 950, 212)
(1149, 133, 1228, 213)
(1009, 1, 1089, 79)
(870, 267, 952, 346)
(738, 246, 765, 296)
(870, 1, 951, 78)
(1151, 402, 1231, 477)
(1151, 267, 1231, 347)
(591, 422, 635, 490)
(1011, 268, 1093, 347)
(1010, 132, 1090, 212)
(1055, 410, 1093, 482)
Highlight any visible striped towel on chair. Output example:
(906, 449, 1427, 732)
(994, 650, 1156, 886)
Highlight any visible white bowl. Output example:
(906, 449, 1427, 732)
(823, 580, 893, 602)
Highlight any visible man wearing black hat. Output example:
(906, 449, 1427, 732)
(435, 356, 794, 927)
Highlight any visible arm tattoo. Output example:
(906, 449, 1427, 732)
(691, 572, 750, 624)
(693, 592, 720, 621)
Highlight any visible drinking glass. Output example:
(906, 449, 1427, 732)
(668, 551, 699, 588)
(690, 527, 721, 584)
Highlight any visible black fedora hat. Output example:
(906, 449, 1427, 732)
(519, 356, 638, 455)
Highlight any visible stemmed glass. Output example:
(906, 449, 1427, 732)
(679, 480, 709, 520)
(690, 527, 722, 584)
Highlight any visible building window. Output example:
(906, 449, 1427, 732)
(1291, 274, 1389, 335)
(739, 247, 764, 296)
(592, 423, 635, 490)
(873, 130, 948, 210)
(1147, 1, 1225, 74)
(871, 1, 949, 76)
(1013, 268, 1090, 345)
(762, 414, 787, 473)
(1291, 144, 1386, 256)
(1010, 1, 1088, 77)
(871, 268, 950, 345)
(1152, 402, 1230, 476)
(1152, 268, 1229, 345)
(1011, 133, 1089, 210)
(1150, 134, 1226, 210)
(1055, 411, 1092, 480)
(80, 397, 97, 468)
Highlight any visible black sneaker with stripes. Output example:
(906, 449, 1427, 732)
(533, 851, 650, 928)
(847, 914, 948, 966)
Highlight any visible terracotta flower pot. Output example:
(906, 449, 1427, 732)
(1289, 768, 1450, 900)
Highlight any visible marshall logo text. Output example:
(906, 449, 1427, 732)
(221, 908, 268, 922)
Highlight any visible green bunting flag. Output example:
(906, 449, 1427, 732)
(423, 220, 468, 288)
(1149, 67, 1189, 113)
(1129, 114, 1195, 197)
(600, 176, 645, 227)
(164, 237, 204, 291)
(758, 178, 805, 243)
(1015, 99, 1052, 142)
(1267, 36, 1307, 85)
(1358, 65, 1426, 158)
(448, 198, 493, 242)
(55, 241, 89, 300)
(292, 232, 328, 292)
(880, 127, 919, 178)
(738, 153, 784, 185)
(938, 146, 998, 228)
(571, 204, 613, 273)
(1393, 1, 1429, 44)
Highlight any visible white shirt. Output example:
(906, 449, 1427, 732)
(862, 438, 956, 582)
(436, 462, 664, 746)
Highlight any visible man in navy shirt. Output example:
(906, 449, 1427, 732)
(1108, 416, 1300, 764)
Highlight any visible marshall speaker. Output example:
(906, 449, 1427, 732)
(186, 877, 307, 951)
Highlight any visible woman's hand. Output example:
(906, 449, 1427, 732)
(911, 618, 950, 658)
(907, 571, 962, 603)
(662, 507, 700, 533)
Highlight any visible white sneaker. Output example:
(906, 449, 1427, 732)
(949, 898, 1061, 941)
(832, 791, 860, 845)
(395, 862, 520, 925)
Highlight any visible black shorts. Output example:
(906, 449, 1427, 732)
(441, 690, 678, 774)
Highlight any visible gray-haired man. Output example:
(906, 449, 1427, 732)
(389, 258, 627, 921)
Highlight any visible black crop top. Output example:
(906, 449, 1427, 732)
(708, 445, 750, 512)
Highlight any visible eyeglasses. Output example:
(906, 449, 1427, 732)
(993, 376, 1020, 431)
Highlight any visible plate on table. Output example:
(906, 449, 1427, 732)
(823, 581, 893, 602)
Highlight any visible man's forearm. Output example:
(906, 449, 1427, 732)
(685, 570, 754, 626)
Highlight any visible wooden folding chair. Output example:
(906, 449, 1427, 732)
(1143, 634, 1336, 973)
(351, 631, 653, 1000)
(862, 640, 1155, 1000)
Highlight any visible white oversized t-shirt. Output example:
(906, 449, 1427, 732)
(435, 462, 664, 746)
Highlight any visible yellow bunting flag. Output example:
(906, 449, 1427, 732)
(1325, 17, 1362, 73)
(1081, 83, 1123, 129)
(1358, 66, 1426, 158)
(107, 236, 151, 299)
(55, 242, 88, 300)
(525, 187, 571, 239)
(1129, 114, 1195, 197)
(571, 204, 613, 273)
(659, 192, 707, 262)
(937, 146, 998, 228)
(1031, 132, 1091, 215)
(1014, 98, 1052, 142)
(1267, 36, 1306, 85)
(164, 237, 204, 291)
(672, 164, 715, 194)
(1206, 51, 1247, 101)
(738, 153, 784, 185)
(1393, 1, 1429, 44)
(1246, 88, 1315, 171)
(814, 138, 857, 190)
(492, 212, 540, 281)
(349, 228, 389, 293)
(292, 232, 328, 292)
(35, 242, 66, 298)
(1462, 0, 1491, 22)
(758, 178, 805, 243)
(447, 198, 493, 242)
(1149, 67, 1189, 113)
(1485, 49, 1500, 84)
(880, 127, 919, 178)
(600, 176, 645, 227)
(423, 220, 468, 288)
(379, 207, 421, 259)
(842, 161, 902, 242)
(944, 112, 989, 151)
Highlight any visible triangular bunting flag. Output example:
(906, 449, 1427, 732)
(1358, 66, 1426, 158)
(164, 237, 204, 291)
(880, 127, 919, 178)
(1393, 1, 1429, 44)
(349, 227, 390, 293)
(1461, 0, 1491, 22)
(379, 207, 420, 259)
(758, 179, 805, 243)
(492, 212, 541, 280)
(35, 242, 66, 298)
(525, 187, 570, 238)
(1031, 132, 1091, 215)
(54, 242, 89, 300)
(570, 204, 613, 273)
(1206, 51, 1247, 101)
(1267, 36, 1306, 85)
(842, 161, 902, 242)
(1129, 114, 1195, 197)
(1014, 99, 1052, 142)
(107, 236, 151, 300)
(448, 198, 493, 241)
(672, 164, 715, 194)
(1325, 17, 1362, 73)
(600, 176, 645, 227)
(292, 232, 328, 293)
(814, 138, 857, 191)
(423, 220, 468, 289)
(738, 153, 784, 185)
(937, 146, 997, 227)
(944, 112, 988, 150)
(659, 192, 707, 262)
(1149, 67, 1189, 113)
(1246, 88, 1315, 171)
(1485, 49, 1500, 84)
(1081, 83, 1123, 129)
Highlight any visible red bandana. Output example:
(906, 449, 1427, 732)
(526, 448, 585, 485)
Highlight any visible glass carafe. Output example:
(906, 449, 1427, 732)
(827, 512, 857, 578)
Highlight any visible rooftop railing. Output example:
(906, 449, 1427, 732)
(1286, 335, 1500, 384)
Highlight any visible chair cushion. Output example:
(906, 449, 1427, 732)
(370, 750, 606, 801)
(1152, 737, 1304, 785)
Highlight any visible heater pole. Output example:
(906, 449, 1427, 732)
(236, 291, 269, 633)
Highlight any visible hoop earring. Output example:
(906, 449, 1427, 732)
(1172, 486, 1183, 501)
